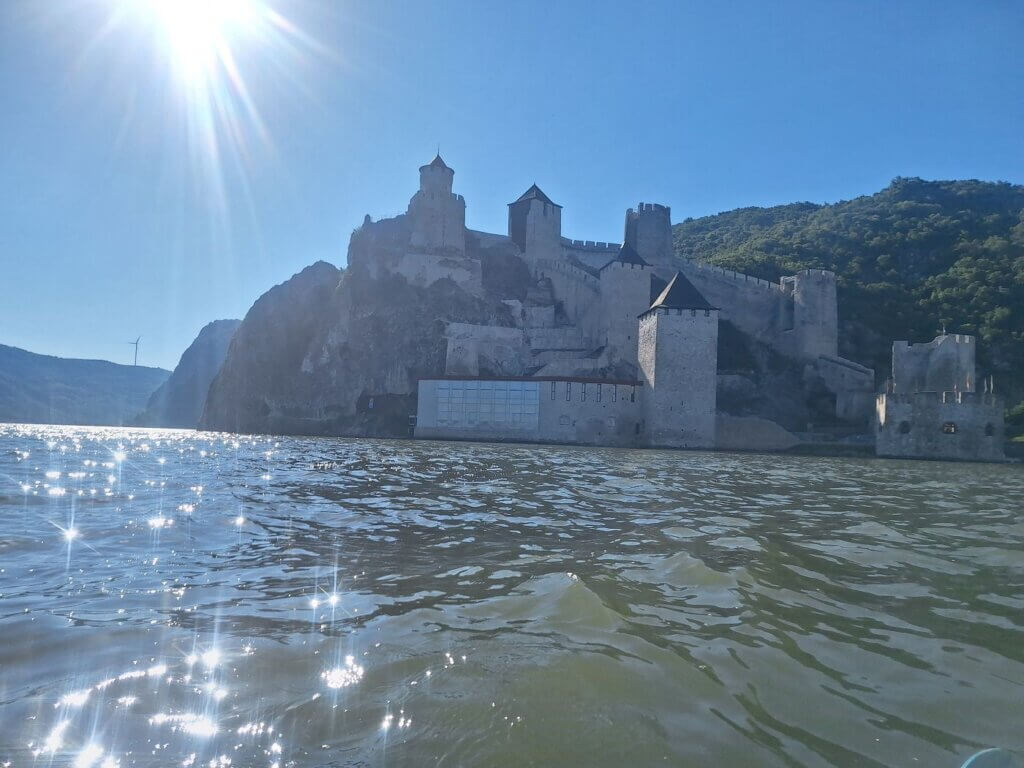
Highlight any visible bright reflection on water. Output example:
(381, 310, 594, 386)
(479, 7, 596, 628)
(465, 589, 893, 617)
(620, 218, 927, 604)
(0, 424, 1022, 766)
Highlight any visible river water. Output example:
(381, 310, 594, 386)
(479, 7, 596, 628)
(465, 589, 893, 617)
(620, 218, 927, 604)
(0, 424, 1022, 767)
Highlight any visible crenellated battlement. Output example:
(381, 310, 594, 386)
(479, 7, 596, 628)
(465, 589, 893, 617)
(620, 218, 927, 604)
(561, 238, 621, 251)
(897, 334, 973, 349)
(795, 268, 835, 277)
(630, 202, 670, 216)
(682, 259, 785, 292)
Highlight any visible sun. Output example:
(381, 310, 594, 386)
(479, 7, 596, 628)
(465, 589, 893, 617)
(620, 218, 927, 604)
(146, 0, 262, 85)
(57, 0, 326, 219)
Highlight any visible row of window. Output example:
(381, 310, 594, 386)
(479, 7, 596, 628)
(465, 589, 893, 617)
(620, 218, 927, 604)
(549, 381, 636, 403)
(436, 381, 540, 430)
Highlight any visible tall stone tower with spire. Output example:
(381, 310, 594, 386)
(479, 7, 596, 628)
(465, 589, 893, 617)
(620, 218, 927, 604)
(638, 272, 719, 448)
(408, 155, 466, 253)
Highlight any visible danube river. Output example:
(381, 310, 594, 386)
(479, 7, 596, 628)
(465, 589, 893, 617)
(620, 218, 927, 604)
(1, 424, 1021, 767)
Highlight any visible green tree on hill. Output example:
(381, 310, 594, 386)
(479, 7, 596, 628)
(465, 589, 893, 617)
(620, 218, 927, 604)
(672, 178, 1024, 435)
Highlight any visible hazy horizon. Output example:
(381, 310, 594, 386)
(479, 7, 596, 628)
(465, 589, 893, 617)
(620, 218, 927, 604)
(2, 0, 1022, 370)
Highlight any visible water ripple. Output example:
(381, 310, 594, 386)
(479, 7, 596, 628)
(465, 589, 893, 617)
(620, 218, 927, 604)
(0, 424, 1022, 766)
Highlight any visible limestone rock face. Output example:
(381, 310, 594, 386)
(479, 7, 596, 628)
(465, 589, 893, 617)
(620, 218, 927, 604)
(133, 319, 241, 428)
(200, 260, 517, 436)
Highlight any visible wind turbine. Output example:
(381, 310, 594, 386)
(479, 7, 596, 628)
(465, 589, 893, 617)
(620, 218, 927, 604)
(128, 336, 141, 366)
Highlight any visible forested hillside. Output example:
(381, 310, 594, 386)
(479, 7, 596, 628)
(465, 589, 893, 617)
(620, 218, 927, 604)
(0, 344, 169, 426)
(672, 178, 1024, 434)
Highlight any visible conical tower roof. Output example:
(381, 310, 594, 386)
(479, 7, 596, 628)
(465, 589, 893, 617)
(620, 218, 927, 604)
(647, 271, 715, 311)
(511, 183, 561, 208)
(599, 242, 649, 272)
(614, 243, 647, 266)
(422, 154, 452, 171)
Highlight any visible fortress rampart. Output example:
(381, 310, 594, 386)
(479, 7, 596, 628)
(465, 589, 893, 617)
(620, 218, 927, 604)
(681, 262, 839, 363)
(682, 259, 786, 292)
(561, 238, 621, 252)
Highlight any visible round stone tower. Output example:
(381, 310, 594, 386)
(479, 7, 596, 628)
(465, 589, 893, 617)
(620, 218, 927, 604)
(408, 154, 466, 253)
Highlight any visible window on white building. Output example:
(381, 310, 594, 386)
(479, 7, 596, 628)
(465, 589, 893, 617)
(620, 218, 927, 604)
(436, 380, 538, 430)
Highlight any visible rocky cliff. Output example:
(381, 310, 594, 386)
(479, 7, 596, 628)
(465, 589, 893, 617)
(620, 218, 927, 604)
(0, 344, 169, 426)
(133, 319, 240, 428)
(199, 234, 831, 438)
(201, 259, 519, 435)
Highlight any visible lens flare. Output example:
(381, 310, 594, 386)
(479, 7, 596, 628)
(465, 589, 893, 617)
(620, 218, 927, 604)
(145, 0, 260, 84)
(52, 0, 334, 232)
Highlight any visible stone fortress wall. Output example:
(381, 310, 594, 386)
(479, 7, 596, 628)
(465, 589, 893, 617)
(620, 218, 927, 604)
(533, 257, 603, 346)
(617, 200, 845, 365)
(353, 155, 905, 451)
(611, 199, 873, 421)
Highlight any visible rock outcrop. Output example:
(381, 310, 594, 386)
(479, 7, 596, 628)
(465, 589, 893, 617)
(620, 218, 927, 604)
(133, 319, 240, 428)
(0, 344, 169, 426)
(200, 260, 518, 436)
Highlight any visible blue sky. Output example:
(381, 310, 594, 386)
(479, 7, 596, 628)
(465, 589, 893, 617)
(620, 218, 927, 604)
(1, 0, 1021, 370)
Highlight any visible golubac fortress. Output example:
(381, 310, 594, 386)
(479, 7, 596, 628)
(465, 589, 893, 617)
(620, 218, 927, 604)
(349, 156, 1004, 461)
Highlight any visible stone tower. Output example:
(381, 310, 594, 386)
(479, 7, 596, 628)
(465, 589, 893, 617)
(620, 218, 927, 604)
(508, 184, 562, 266)
(638, 272, 719, 448)
(780, 269, 838, 359)
(892, 333, 975, 393)
(624, 203, 673, 269)
(408, 154, 466, 253)
(877, 334, 1003, 461)
(599, 243, 651, 366)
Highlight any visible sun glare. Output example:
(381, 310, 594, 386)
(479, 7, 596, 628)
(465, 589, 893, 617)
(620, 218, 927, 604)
(38, 0, 332, 228)
(99, 0, 312, 217)
(147, 0, 260, 84)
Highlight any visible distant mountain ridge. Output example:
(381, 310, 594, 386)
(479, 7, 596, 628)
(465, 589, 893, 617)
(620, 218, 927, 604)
(134, 319, 240, 429)
(0, 344, 169, 426)
(672, 177, 1024, 410)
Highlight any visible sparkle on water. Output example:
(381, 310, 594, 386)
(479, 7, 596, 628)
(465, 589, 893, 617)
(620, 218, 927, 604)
(1, 423, 1022, 766)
